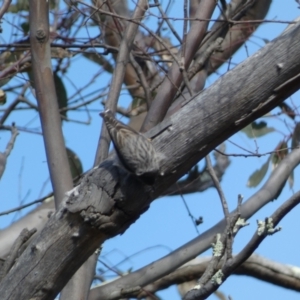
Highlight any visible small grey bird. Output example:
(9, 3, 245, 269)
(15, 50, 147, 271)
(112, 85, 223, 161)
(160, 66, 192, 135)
(100, 109, 164, 184)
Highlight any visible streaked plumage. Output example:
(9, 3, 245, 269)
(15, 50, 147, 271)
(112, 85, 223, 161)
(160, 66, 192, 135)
(100, 109, 164, 184)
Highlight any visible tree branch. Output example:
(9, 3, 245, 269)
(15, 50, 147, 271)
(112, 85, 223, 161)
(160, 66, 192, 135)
(141, 0, 217, 131)
(121, 254, 300, 298)
(0, 125, 19, 179)
(29, 0, 73, 207)
(184, 191, 300, 299)
(0, 0, 12, 20)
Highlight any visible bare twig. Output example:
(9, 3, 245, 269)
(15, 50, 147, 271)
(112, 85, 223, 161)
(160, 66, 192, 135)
(180, 0, 193, 97)
(0, 198, 47, 217)
(0, 125, 19, 179)
(76, 0, 183, 72)
(197, 195, 241, 288)
(214, 145, 298, 158)
(0, 83, 31, 125)
(129, 53, 152, 110)
(178, 188, 200, 234)
(197, 232, 227, 287)
(205, 155, 229, 218)
(0, 99, 19, 126)
(0, 53, 31, 82)
(153, 0, 182, 44)
(0, 124, 42, 135)
(187, 37, 223, 81)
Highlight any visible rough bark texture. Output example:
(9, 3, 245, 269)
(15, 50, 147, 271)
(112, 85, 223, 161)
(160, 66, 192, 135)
(1, 21, 300, 300)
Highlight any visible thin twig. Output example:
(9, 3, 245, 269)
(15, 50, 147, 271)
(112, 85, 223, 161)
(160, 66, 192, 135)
(153, 0, 182, 44)
(0, 53, 31, 82)
(177, 184, 200, 234)
(180, 0, 193, 97)
(3, 125, 19, 157)
(0, 197, 49, 217)
(206, 153, 236, 261)
(187, 37, 223, 81)
(198, 200, 241, 287)
(129, 53, 152, 110)
(76, 0, 183, 69)
(0, 125, 19, 179)
(0, 99, 19, 125)
(0, 83, 35, 125)
(198, 232, 226, 286)
(0, 125, 42, 135)
(205, 155, 229, 218)
(214, 146, 295, 158)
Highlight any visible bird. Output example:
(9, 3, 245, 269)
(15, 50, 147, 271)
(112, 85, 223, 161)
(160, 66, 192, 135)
(100, 109, 164, 184)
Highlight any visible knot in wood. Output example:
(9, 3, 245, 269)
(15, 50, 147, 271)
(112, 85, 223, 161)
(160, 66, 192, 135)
(36, 29, 47, 43)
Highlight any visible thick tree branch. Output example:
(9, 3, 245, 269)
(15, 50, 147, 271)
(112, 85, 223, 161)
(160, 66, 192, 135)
(29, 0, 73, 207)
(29, 2, 79, 299)
(0, 228, 36, 281)
(89, 252, 300, 299)
(121, 254, 300, 298)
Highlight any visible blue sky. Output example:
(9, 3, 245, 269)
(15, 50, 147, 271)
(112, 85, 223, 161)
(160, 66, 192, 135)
(1, 1, 300, 299)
